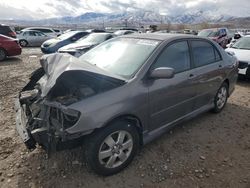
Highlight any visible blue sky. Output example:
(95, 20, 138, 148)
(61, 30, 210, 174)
(0, 0, 249, 20)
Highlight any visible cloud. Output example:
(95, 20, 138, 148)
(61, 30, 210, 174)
(0, 0, 249, 20)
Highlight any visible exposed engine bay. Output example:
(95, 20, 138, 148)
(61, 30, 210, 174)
(15, 53, 125, 153)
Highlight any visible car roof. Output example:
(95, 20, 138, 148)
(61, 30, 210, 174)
(120, 33, 199, 41)
(22, 30, 43, 32)
(25, 27, 52, 29)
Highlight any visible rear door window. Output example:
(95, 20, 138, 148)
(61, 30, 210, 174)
(36, 29, 53, 33)
(191, 40, 222, 67)
(152, 41, 191, 73)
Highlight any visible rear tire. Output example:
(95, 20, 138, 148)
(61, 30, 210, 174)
(84, 120, 140, 176)
(19, 40, 28, 47)
(0, 48, 6, 61)
(212, 82, 229, 113)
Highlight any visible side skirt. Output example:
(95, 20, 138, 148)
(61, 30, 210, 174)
(143, 103, 214, 145)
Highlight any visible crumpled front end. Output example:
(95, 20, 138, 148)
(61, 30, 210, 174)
(15, 86, 82, 152)
(15, 53, 125, 153)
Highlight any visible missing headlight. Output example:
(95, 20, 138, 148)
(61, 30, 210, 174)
(49, 107, 80, 130)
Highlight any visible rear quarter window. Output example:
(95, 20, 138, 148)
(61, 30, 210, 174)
(36, 29, 53, 33)
(191, 40, 222, 67)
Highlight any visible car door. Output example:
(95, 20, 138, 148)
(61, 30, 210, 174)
(189, 39, 224, 110)
(34, 31, 47, 46)
(27, 31, 37, 46)
(148, 40, 197, 131)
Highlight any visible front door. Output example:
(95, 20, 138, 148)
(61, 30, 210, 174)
(147, 41, 196, 131)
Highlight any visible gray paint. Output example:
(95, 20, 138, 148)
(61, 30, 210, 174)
(17, 33, 238, 147)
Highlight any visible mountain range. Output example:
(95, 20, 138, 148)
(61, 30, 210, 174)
(21, 10, 237, 27)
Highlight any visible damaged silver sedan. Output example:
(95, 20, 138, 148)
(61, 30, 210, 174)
(15, 34, 238, 176)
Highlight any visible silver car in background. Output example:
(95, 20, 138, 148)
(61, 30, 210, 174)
(17, 30, 52, 47)
(15, 34, 238, 176)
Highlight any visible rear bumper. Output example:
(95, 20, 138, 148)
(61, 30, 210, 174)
(238, 61, 250, 77)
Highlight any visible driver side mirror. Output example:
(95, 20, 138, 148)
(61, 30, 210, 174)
(149, 67, 175, 79)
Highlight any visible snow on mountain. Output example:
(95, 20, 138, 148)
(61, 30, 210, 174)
(35, 10, 236, 26)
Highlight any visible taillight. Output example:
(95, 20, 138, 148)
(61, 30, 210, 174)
(8, 31, 16, 38)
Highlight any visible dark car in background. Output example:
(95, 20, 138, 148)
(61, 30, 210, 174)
(114, 30, 135, 36)
(16, 34, 238, 175)
(41, 31, 89, 54)
(0, 34, 21, 61)
(198, 28, 229, 48)
(0, 24, 16, 38)
(58, 33, 114, 56)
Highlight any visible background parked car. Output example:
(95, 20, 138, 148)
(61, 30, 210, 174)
(17, 30, 52, 47)
(198, 28, 229, 48)
(58, 33, 114, 56)
(226, 33, 243, 47)
(53, 29, 63, 36)
(226, 35, 250, 78)
(23, 27, 58, 37)
(0, 24, 16, 38)
(86, 29, 106, 33)
(41, 31, 89, 54)
(0, 34, 21, 61)
(114, 30, 135, 36)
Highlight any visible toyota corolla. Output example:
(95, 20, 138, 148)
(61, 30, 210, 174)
(15, 34, 238, 176)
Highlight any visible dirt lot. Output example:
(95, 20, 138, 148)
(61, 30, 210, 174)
(0, 48, 250, 188)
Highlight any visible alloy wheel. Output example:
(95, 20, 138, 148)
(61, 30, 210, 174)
(98, 130, 133, 169)
(216, 86, 227, 109)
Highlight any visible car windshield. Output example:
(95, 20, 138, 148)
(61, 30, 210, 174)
(77, 33, 108, 44)
(79, 38, 160, 79)
(232, 37, 250, 50)
(198, 30, 219, 37)
(58, 31, 78, 40)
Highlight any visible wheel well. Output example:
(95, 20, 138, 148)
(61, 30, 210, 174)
(20, 39, 28, 45)
(223, 79, 230, 96)
(102, 115, 144, 146)
(223, 79, 229, 88)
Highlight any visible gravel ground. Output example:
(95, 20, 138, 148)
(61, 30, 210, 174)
(0, 48, 250, 188)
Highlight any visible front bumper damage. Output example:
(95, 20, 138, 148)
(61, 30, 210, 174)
(15, 89, 83, 153)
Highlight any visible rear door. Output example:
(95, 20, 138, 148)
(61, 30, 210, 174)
(189, 39, 224, 110)
(25, 31, 37, 46)
(148, 40, 197, 130)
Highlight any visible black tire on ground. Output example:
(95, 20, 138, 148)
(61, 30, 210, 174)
(0, 48, 7, 61)
(19, 40, 28, 47)
(212, 82, 229, 113)
(85, 120, 140, 176)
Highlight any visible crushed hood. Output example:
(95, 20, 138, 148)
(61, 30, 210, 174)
(39, 53, 126, 97)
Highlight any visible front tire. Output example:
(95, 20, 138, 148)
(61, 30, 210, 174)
(212, 82, 229, 113)
(85, 120, 140, 176)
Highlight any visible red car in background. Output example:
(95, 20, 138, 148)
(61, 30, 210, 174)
(0, 34, 22, 61)
(198, 28, 229, 48)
